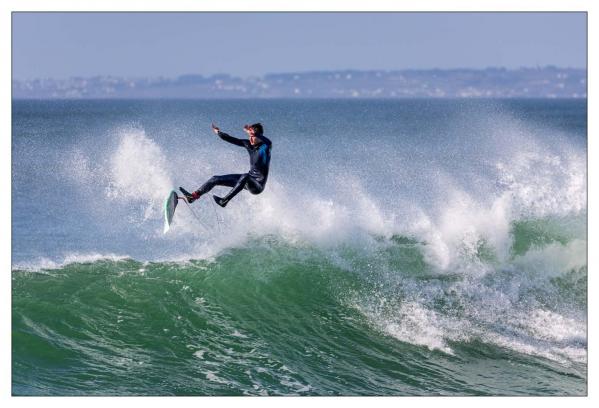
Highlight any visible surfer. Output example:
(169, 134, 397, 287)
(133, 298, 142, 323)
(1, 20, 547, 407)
(180, 123, 272, 208)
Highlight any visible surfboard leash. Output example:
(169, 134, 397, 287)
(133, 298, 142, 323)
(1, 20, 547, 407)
(209, 196, 223, 233)
(181, 196, 210, 231)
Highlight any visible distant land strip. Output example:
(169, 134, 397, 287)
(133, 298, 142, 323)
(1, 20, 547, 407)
(12, 67, 587, 99)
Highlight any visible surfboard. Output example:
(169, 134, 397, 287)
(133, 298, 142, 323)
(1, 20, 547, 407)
(163, 190, 179, 233)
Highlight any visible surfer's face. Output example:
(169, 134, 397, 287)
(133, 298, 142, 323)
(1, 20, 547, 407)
(244, 126, 259, 144)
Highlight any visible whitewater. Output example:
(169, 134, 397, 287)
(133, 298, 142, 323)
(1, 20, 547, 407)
(12, 99, 587, 395)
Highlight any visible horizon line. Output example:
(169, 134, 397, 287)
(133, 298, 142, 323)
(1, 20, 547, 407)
(12, 65, 587, 82)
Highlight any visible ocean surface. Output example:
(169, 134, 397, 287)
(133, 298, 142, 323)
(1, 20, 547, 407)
(12, 98, 587, 396)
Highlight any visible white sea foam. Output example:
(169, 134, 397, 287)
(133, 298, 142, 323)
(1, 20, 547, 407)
(105, 127, 174, 220)
(232, 330, 248, 338)
(496, 150, 587, 218)
(520, 309, 586, 344)
(12, 252, 130, 272)
(408, 188, 514, 272)
(354, 288, 587, 364)
(376, 301, 465, 354)
(57, 105, 586, 272)
(205, 371, 230, 385)
(511, 239, 587, 278)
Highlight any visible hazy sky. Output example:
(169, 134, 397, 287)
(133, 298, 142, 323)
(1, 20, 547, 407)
(12, 12, 587, 79)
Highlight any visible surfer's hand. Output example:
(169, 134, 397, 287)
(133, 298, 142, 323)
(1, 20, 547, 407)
(211, 123, 220, 134)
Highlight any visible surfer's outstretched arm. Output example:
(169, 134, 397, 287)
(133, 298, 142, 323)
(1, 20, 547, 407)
(211, 123, 247, 147)
(217, 131, 247, 147)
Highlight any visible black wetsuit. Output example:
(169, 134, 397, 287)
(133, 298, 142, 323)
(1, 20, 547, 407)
(196, 131, 272, 204)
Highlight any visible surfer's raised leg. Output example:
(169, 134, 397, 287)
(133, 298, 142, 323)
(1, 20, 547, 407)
(180, 174, 243, 204)
(212, 174, 250, 208)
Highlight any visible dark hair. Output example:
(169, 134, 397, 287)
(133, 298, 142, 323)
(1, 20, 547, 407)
(250, 123, 263, 134)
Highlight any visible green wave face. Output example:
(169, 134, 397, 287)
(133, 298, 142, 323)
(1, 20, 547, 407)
(12, 217, 587, 396)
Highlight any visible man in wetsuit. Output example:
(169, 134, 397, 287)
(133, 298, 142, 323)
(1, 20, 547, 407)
(179, 122, 272, 208)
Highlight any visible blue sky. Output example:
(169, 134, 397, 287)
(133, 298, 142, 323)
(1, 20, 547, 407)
(12, 12, 587, 79)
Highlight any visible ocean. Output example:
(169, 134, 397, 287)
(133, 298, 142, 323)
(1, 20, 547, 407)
(11, 98, 587, 395)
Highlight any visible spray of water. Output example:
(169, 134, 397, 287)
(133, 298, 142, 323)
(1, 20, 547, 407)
(49, 105, 587, 365)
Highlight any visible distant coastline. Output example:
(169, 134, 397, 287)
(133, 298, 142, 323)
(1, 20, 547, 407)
(12, 67, 586, 99)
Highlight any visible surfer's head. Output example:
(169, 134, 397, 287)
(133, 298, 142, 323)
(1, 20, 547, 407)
(250, 123, 263, 134)
(244, 123, 264, 145)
